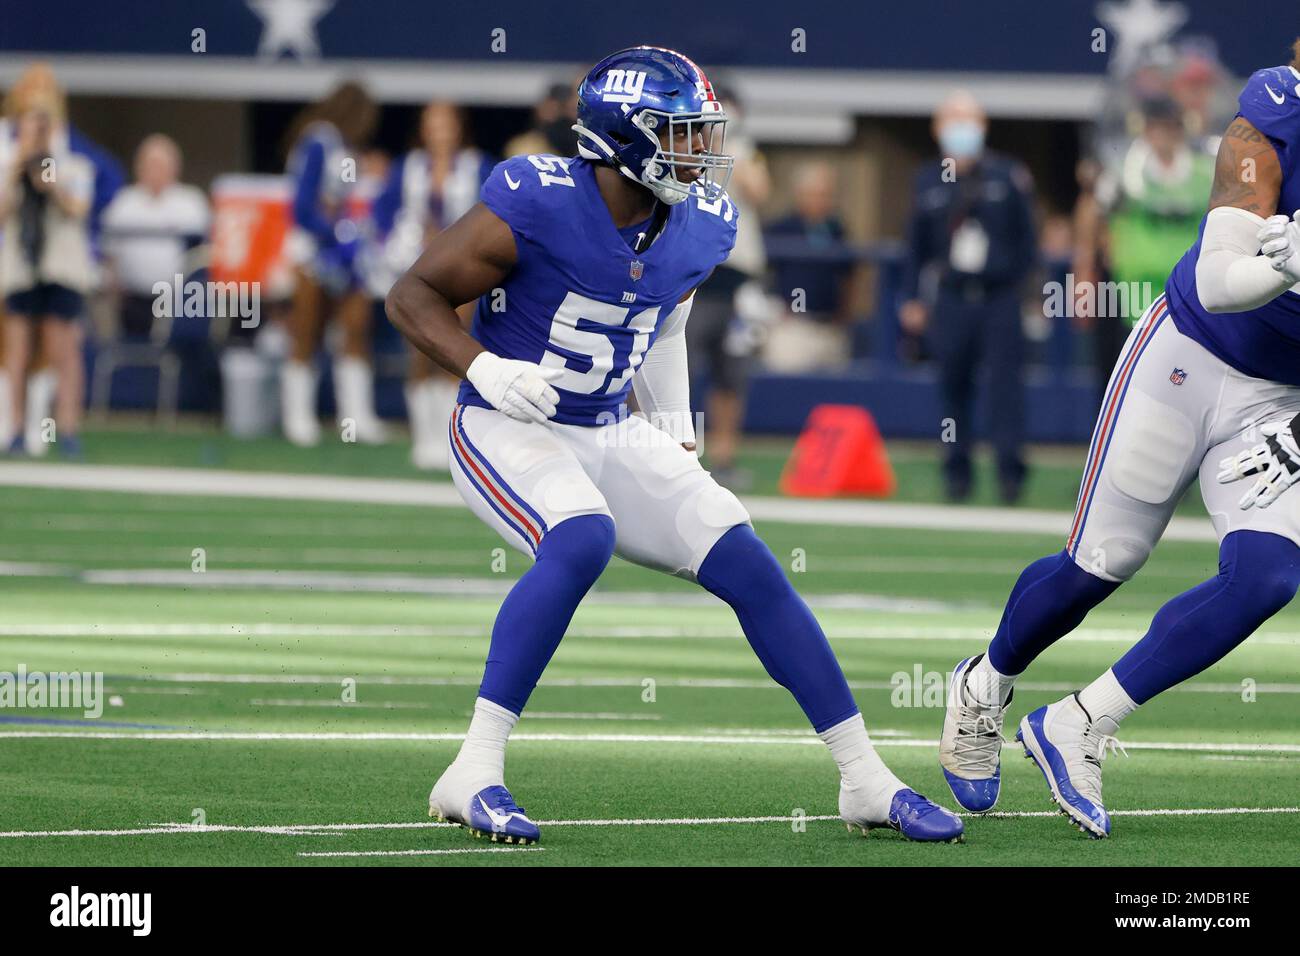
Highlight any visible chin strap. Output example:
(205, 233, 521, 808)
(573, 122, 689, 206)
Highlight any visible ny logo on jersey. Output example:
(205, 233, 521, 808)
(1170, 367, 1187, 386)
(601, 70, 648, 104)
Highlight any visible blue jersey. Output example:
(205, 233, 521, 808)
(287, 121, 356, 244)
(1166, 64, 1300, 385)
(458, 155, 737, 425)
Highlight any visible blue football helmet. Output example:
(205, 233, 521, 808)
(574, 46, 733, 205)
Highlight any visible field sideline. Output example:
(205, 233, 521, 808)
(0, 430, 1296, 866)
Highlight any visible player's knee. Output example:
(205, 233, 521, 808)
(1043, 548, 1122, 608)
(1221, 532, 1300, 616)
(539, 514, 616, 584)
(698, 525, 791, 603)
(1072, 535, 1151, 582)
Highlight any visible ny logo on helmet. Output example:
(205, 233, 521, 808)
(601, 70, 648, 104)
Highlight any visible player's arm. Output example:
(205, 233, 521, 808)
(1196, 115, 1300, 313)
(385, 202, 560, 423)
(632, 286, 698, 451)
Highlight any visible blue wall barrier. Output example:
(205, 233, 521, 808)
(93, 245, 1107, 443)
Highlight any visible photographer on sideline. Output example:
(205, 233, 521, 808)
(0, 97, 94, 456)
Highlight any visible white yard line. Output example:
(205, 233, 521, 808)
(243, 700, 661, 719)
(1, 729, 1296, 754)
(6, 621, 1300, 649)
(0, 461, 1218, 540)
(71, 668, 1300, 696)
(298, 847, 545, 858)
(3, 806, 1298, 841)
(0, 543, 484, 567)
(1, 566, 966, 612)
(247, 698, 439, 711)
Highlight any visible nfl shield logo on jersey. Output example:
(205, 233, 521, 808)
(629, 259, 645, 281)
(1169, 367, 1187, 385)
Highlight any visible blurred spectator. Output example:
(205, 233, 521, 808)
(763, 162, 853, 373)
(0, 62, 124, 454)
(0, 96, 95, 456)
(900, 90, 1037, 503)
(505, 81, 579, 158)
(686, 88, 772, 490)
(370, 100, 493, 470)
(280, 80, 383, 447)
(1070, 156, 1125, 375)
(1168, 45, 1231, 144)
(101, 134, 210, 338)
(1096, 98, 1213, 329)
(1, 63, 125, 248)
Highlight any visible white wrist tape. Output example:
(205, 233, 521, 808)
(1195, 206, 1296, 313)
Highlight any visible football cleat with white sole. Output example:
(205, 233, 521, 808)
(938, 655, 1010, 812)
(1016, 694, 1125, 839)
(429, 769, 540, 846)
(840, 783, 965, 843)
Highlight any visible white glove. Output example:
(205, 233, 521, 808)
(1217, 412, 1300, 510)
(465, 351, 562, 425)
(1257, 211, 1300, 284)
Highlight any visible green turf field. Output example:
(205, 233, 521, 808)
(0, 427, 1296, 866)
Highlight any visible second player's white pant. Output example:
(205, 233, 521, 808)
(447, 404, 751, 578)
(1068, 293, 1300, 582)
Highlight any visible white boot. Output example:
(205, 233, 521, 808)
(280, 361, 321, 447)
(333, 356, 388, 445)
(1016, 694, 1126, 838)
(0, 371, 11, 450)
(405, 377, 458, 471)
(427, 698, 539, 844)
(822, 713, 964, 842)
(24, 368, 56, 458)
(0, 370, 12, 448)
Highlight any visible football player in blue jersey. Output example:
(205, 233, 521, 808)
(387, 46, 964, 846)
(938, 42, 1300, 838)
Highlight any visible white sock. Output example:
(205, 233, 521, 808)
(455, 697, 519, 783)
(281, 361, 316, 416)
(405, 378, 457, 465)
(1077, 669, 1137, 727)
(819, 713, 904, 819)
(0, 370, 12, 444)
(968, 652, 1017, 707)
(333, 356, 377, 426)
(25, 368, 56, 457)
(432, 378, 460, 421)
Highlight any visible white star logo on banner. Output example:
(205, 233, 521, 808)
(248, 0, 335, 60)
(1095, 0, 1188, 76)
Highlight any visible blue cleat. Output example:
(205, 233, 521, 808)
(430, 769, 541, 846)
(842, 784, 964, 843)
(884, 788, 965, 842)
(464, 785, 540, 845)
(1016, 695, 1122, 839)
(938, 655, 1011, 812)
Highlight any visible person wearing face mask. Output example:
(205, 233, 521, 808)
(900, 90, 1038, 504)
